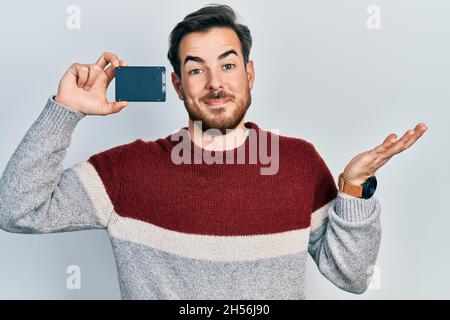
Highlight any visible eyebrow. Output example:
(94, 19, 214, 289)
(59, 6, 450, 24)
(183, 49, 238, 66)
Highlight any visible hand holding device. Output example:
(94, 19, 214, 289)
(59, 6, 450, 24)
(54, 52, 128, 115)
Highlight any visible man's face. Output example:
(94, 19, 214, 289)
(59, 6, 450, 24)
(171, 27, 255, 133)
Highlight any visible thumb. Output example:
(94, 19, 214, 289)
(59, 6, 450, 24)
(107, 100, 128, 114)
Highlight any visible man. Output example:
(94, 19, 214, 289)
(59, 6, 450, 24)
(0, 4, 427, 299)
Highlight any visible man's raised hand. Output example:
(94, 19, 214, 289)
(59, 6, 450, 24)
(54, 52, 128, 115)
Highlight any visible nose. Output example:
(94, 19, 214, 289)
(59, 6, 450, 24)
(206, 71, 223, 91)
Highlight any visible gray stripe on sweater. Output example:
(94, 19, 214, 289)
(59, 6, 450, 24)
(110, 236, 307, 300)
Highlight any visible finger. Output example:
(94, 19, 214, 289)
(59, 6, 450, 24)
(372, 122, 428, 168)
(104, 64, 117, 86)
(95, 51, 120, 69)
(84, 64, 102, 90)
(383, 133, 397, 145)
(392, 123, 427, 152)
(104, 60, 127, 86)
(386, 129, 416, 156)
(75, 64, 90, 88)
(376, 128, 415, 157)
(413, 122, 428, 135)
(381, 123, 428, 157)
(372, 133, 397, 158)
(107, 100, 128, 114)
(401, 123, 428, 150)
(373, 132, 411, 162)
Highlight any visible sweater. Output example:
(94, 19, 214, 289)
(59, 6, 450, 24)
(0, 96, 382, 299)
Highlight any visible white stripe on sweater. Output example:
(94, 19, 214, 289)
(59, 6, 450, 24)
(72, 161, 113, 227)
(107, 211, 310, 262)
(310, 199, 334, 232)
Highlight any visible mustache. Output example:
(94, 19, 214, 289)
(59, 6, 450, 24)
(203, 90, 231, 100)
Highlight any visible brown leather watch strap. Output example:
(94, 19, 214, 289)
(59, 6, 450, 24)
(338, 173, 363, 197)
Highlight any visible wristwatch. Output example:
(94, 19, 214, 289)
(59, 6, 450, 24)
(338, 173, 377, 199)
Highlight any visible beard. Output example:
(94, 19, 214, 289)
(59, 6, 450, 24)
(183, 86, 252, 135)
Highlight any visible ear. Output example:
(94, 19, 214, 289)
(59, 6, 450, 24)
(246, 60, 255, 90)
(171, 72, 185, 101)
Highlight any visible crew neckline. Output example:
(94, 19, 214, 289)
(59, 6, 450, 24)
(167, 121, 260, 160)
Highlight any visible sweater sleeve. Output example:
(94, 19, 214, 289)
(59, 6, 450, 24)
(0, 96, 121, 234)
(308, 145, 382, 294)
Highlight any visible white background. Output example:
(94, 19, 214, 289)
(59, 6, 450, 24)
(0, 0, 447, 299)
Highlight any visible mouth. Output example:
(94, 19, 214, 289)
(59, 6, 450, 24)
(204, 98, 229, 107)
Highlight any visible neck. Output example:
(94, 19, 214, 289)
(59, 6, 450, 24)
(187, 119, 248, 151)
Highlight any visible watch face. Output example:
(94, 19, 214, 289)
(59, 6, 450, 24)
(362, 176, 377, 199)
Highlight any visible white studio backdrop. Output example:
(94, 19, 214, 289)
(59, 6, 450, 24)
(0, 0, 448, 299)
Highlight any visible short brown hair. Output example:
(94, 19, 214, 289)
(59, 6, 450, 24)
(167, 4, 253, 79)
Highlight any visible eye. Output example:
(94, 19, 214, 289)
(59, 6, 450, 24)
(224, 63, 235, 70)
(188, 68, 203, 75)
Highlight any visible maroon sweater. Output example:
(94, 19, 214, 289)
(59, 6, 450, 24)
(88, 121, 338, 237)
